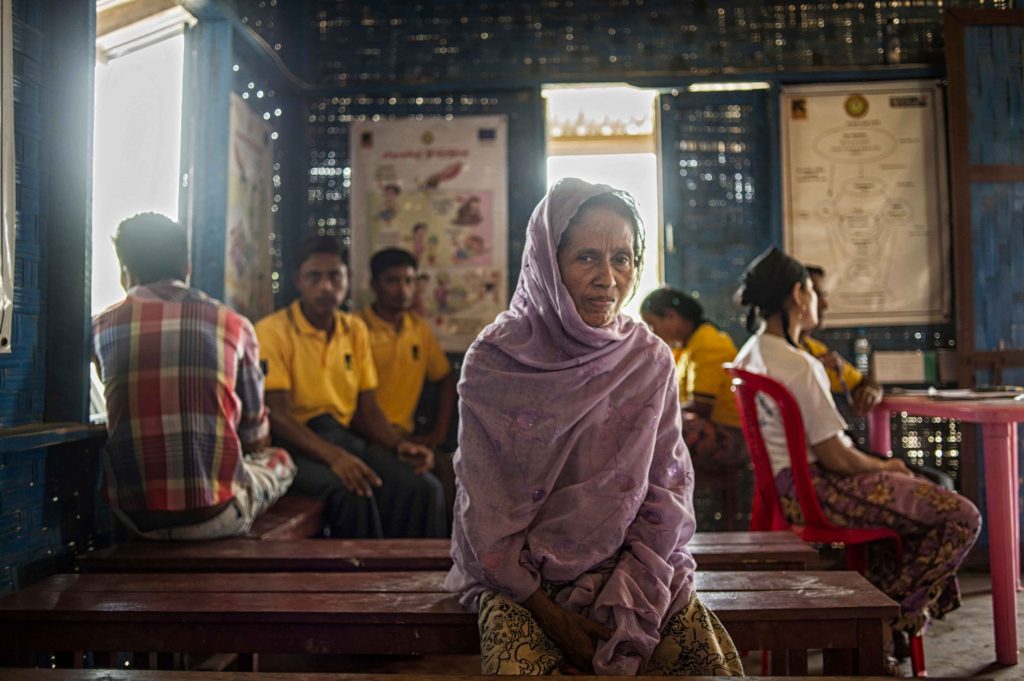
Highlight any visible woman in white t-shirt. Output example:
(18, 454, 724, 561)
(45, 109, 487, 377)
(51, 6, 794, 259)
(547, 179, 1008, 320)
(733, 247, 980, 661)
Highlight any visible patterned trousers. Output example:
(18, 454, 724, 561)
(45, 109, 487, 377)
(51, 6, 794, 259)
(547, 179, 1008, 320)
(477, 589, 744, 676)
(776, 463, 981, 635)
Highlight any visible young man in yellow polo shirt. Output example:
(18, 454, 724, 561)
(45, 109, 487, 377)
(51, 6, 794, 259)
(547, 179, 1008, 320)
(255, 236, 446, 538)
(359, 248, 457, 527)
(359, 248, 456, 448)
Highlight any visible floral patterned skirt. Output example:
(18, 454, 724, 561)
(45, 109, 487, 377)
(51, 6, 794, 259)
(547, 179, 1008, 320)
(682, 416, 747, 471)
(776, 463, 981, 635)
(477, 589, 744, 676)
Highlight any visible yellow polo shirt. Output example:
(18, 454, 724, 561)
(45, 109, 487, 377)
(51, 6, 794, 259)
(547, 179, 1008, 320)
(674, 322, 741, 429)
(358, 306, 451, 434)
(255, 300, 377, 427)
(802, 336, 864, 394)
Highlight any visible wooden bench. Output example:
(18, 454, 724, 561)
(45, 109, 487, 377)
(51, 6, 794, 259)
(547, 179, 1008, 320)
(79, 531, 818, 573)
(1, 673, 970, 681)
(245, 496, 324, 540)
(0, 570, 896, 675)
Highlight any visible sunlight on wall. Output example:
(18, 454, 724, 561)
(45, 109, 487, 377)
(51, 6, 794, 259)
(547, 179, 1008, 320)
(92, 33, 184, 314)
(547, 153, 660, 320)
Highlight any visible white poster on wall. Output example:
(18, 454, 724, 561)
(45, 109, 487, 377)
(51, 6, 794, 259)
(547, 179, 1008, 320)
(224, 93, 274, 323)
(781, 80, 950, 326)
(0, 0, 14, 352)
(349, 116, 508, 352)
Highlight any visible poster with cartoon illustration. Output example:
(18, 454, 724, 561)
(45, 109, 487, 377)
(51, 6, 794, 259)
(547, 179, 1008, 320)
(224, 93, 274, 322)
(350, 116, 508, 352)
(782, 81, 950, 326)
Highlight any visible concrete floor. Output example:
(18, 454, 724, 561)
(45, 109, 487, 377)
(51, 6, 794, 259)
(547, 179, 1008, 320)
(260, 567, 1023, 679)
(910, 568, 1024, 680)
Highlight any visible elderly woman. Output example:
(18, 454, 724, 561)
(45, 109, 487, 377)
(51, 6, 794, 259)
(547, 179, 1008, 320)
(445, 178, 742, 676)
(733, 247, 980, 661)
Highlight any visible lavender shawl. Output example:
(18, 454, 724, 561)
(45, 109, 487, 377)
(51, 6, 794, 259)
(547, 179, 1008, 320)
(444, 178, 697, 675)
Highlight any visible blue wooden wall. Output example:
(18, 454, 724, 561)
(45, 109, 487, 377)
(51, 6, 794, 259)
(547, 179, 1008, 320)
(660, 89, 774, 342)
(961, 22, 1024, 550)
(2, 0, 46, 427)
(0, 0, 115, 597)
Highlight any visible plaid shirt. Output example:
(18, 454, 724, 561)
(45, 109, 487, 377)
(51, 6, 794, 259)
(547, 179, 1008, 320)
(93, 280, 270, 511)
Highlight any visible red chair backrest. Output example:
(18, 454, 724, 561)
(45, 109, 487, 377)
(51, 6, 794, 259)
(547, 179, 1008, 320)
(724, 364, 835, 533)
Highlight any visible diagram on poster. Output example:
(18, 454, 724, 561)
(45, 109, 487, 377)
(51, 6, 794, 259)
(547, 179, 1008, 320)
(350, 117, 508, 352)
(782, 81, 950, 326)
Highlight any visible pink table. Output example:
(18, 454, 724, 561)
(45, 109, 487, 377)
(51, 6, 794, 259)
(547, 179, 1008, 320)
(868, 395, 1022, 666)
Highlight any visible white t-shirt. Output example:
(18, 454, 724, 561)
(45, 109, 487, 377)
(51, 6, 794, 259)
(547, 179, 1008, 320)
(733, 332, 849, 476)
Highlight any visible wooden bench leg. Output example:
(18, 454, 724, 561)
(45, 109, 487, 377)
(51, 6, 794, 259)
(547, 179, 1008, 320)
(92, 652, 115, 668)
(237, 652, 259, 672)
(769, 648, 789, 675)
(786, 649, 808, 675)
(856, 618, 885, 675)
(822, 648, 854, 675)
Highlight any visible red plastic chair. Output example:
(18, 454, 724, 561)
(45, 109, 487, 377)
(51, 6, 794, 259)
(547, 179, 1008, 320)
(724, 364, 926, 677)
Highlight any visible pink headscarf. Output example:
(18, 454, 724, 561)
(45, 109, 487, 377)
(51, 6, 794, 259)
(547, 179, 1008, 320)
(445, 178, 697, 675)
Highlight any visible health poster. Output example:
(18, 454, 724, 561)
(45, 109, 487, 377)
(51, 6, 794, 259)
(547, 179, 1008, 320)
(781, 81, 950, 326)
(350, 116, 508, 352)
(224, 93, 274, 322)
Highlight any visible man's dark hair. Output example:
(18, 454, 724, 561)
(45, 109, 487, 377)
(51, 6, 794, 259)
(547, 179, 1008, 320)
(370, 248, 418, 280)
(293, 235, 346, 271)
(113, 212, 188, 285)
(805, 264, 826, 278)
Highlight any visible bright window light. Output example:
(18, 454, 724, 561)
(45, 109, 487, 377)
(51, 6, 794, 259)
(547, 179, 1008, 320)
(547, 153, 661, 321)
(92, 32, 184, 314)
(687, 82, 771, 92)
(544, 84, 657, 139)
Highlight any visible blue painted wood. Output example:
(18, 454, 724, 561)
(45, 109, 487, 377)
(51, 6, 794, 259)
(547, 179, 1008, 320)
(966, 26, 1024, 166)
(183, 20, 233, 301)
(41, 0, 93, 424)
(305, 1, 996, 88)
(0, 0, 48, 427)
(0, 423, 103, 454)
(970, 183, 1024, 352)
(659, 89, 774, 343)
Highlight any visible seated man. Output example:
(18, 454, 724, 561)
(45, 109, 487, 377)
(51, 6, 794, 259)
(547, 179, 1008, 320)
(93, 213, 296, 540)
(255, 236, 446, 539)
(359, 248, 457, 528)
(358, 248, 456, 448)
(800, 265, 883, 416)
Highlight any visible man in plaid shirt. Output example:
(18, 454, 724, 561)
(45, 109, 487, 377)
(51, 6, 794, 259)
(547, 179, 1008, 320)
(93, 213, 296, 540)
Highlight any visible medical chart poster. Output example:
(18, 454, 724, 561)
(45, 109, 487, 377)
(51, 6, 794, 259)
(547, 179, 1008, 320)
(349, 116, 509, 352)
(224, 93, 275, 322)
(781, 81, 950, 326)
